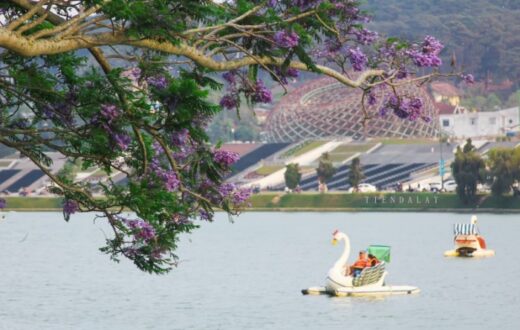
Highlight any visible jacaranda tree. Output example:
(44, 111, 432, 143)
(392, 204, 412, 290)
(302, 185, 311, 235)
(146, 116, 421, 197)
(0, 0, 471, 273)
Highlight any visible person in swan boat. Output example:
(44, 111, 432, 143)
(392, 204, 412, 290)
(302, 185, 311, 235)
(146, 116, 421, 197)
(347, 250, 370, 277)
(368, 254, 380, 267)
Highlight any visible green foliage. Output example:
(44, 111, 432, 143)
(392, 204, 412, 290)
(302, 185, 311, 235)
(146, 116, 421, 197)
(486, 147, 520, 196)
(348, 157, 365, 190)
(461, 93, 503, 112)
(462, 138, 475, 153)
(505, 90, 520, 108)
(57, 160, 76, 182)
(284, 163, 302, 190)
(0, 0, 464, 274)
(451, 139, 485, 203)
(316, 152, 337, 184)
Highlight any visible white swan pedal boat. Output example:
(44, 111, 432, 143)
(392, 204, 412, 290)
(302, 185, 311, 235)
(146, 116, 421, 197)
(444, 215, 495, 258)
(302, 230, 420, 297)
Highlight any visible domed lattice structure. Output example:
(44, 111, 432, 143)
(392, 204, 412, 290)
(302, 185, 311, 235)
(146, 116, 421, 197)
(265, 78, 439, 142)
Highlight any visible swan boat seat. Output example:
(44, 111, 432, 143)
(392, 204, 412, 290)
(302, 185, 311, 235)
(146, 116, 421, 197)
(352, 262, 386, 287)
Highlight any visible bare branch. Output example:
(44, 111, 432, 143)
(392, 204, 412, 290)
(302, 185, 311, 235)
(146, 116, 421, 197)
(17, 13, 49, 35)
(183, 5, 263, 36)
(7, 0, 50, 31)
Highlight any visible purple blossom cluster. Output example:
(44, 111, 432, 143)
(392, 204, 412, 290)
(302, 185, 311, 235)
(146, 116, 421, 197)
(353, 28, 378, 45)
(347, 47, 368, 71)
(147, 75, 168, 89)
(231, 188, 252, 205)
(220, 71, 240, 109)
(268, 0, 321, 9)
(421, 35, 444, 55)
(274, 30, 299, 49)
(367, 91, 377, 106)
(151, 141, 163, 156)
(380, 95, 427, 121)
(149, 146, 183, 191)
(114, 133, 131, 151)
(288, 0, 323, 10)
(98, 104, 134, 151)
(219, 94, 238, 110)
(218, 182, 236, 197)
(63, 199, 79, 217)
(161, 170, 180, 192)
(198, 209, 211, 221)
(213, 149, 240, 167)
(0, 198, 6, 209)
(461, 73, 475, 84)
(396, 67, 409, 80)
(406, 36, 444, 67)
(170, 128, 189, 147)
(124, 218, 156, 241)
(41, 89, 77, 125)
(223, 71, 237, 84)
(285, 68, 299, 78)
(275, 67, 299, 84)
(220, 72, 276, 109)
(101, 104, 121, 123)
(252, 80, 273, 103)
(149, 158, 180, 192)
(121, 67, 142, 82)
(216, 182, 252, 207)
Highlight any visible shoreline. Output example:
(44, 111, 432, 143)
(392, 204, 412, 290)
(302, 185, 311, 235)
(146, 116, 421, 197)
(245, 207, 520, 213)
(2, 193, 519, 213)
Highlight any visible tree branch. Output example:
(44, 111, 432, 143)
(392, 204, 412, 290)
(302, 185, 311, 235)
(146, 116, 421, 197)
(7, 0, 49, 31)
(0, 29, 384, 88)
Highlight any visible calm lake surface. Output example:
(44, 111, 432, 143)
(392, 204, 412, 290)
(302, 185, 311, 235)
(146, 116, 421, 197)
(0, 212, 519, 330)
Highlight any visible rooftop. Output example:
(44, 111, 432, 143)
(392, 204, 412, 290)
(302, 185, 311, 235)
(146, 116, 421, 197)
(430, 82, 460, 97)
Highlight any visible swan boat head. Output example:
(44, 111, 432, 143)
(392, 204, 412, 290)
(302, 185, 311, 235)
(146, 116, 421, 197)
(326, 230, 354, 289)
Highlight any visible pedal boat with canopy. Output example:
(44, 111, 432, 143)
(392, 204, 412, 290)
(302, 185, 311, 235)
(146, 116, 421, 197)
(444, 215, 495, 257)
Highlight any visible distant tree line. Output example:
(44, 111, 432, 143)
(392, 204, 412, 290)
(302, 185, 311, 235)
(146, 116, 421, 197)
(366, 0, 520, 85)
(452, 139, 520, 203)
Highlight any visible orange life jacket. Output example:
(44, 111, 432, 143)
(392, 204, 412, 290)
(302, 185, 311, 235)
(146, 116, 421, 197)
(369, 258, 380, 267)
(352, 259, 369, 269)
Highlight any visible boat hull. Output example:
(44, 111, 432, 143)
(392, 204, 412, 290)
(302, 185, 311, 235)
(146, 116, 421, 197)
(444, 249, 495, 257)
(302, 285, 420, 297)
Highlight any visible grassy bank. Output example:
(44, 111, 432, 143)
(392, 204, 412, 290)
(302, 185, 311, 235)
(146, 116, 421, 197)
(2, 193, 519, 212)
(248, 192, 520, 212)
(3, 197, 64, 211)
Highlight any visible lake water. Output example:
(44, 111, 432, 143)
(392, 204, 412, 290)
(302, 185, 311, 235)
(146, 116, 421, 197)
(0, 212, 519, 330)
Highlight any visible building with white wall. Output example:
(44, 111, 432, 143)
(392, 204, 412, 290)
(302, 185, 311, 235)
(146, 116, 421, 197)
(438, 105, 519, 138)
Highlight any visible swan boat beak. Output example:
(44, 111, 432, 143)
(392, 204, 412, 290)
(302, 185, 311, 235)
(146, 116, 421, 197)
(332, 238, 338, 246)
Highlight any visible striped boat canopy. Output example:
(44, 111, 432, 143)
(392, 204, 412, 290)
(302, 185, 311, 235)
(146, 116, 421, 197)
(453, 223, 479, 235)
